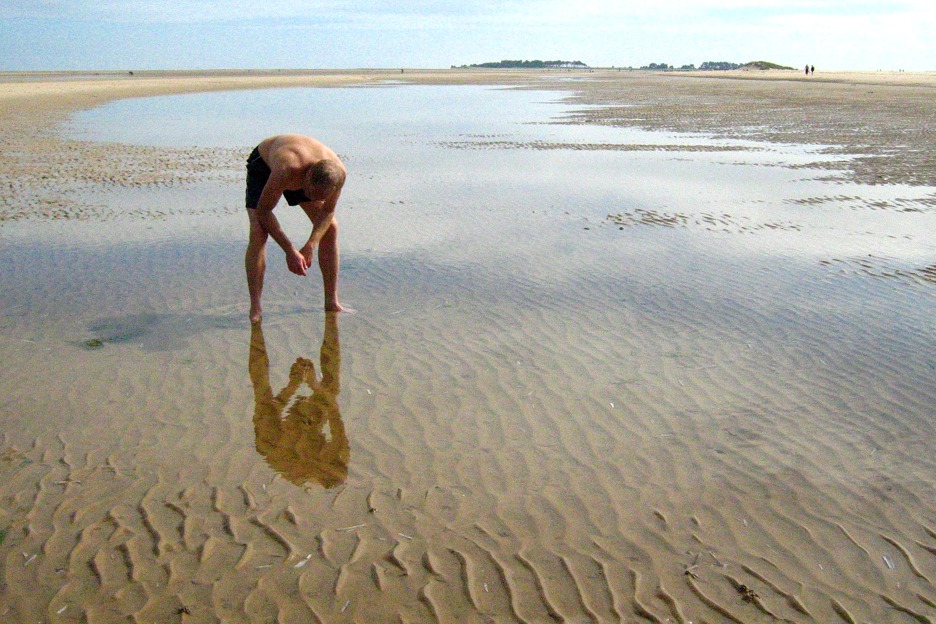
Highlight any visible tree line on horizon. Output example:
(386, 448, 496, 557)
(454, 60, 589, 69)
(644, 61, 742, 70)
(454, 59, 795, 71)
(641, 61, 794, 71)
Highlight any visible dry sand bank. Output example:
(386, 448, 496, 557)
(536, 69, 936, 188)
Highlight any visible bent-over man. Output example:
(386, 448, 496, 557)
(245, 134, 349, 322)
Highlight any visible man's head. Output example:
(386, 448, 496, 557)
(304, 159, 346, 199)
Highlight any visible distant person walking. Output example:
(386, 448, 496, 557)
(811, 65, 815, 74)
(805, 64, 810, 75)
(244, 134, 349, 323)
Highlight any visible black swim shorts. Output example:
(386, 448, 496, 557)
(245, 147, 311, 209)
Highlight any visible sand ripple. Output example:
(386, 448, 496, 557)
(3, 245, 935, 623)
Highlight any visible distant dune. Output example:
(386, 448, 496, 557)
(741, 60, 797, 70)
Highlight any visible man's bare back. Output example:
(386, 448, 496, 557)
(245, 134, 349, 323)
(256, 135, 344, 194)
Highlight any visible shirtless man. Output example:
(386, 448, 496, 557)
(245, 134, 348, 323)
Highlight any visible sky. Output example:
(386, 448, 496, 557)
(1, 1, 933, 72)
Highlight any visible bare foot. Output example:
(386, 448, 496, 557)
(249, 306, 263, 324)
(325, 302, 355, 313)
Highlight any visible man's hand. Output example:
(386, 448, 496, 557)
(286, 248, 309, 276)
(299, 243, 316, 267)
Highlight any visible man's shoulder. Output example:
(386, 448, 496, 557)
(267, 144, 312, 172)
(264, 135, 341, 173)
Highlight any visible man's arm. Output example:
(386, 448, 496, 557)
(255, 170, 309, 276)
(299, 188, 341, 261)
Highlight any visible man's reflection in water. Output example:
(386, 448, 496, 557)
(249, 313, 348, 489)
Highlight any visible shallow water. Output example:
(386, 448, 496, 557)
(2, 84, 935, 623)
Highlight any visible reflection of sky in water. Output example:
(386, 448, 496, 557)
(61, 84, 936, 264)
(66, 84, 810, 154)
(66, 86, 573, 149)
(5, 84, 935, 460)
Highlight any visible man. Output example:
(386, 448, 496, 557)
(245, 134, 348, 322)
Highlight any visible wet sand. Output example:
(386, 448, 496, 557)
(1, 69, 935, 623)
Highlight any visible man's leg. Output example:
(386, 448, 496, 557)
(318, 219, 344, 312)
(246, 210, 268, 323)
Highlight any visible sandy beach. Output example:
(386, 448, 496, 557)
(2, 69, 934, 223)
(1, 69, 935, 623)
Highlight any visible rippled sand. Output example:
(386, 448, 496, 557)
(1, 69, 935, 623)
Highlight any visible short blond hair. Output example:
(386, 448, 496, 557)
(308, 159, 345, 192)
